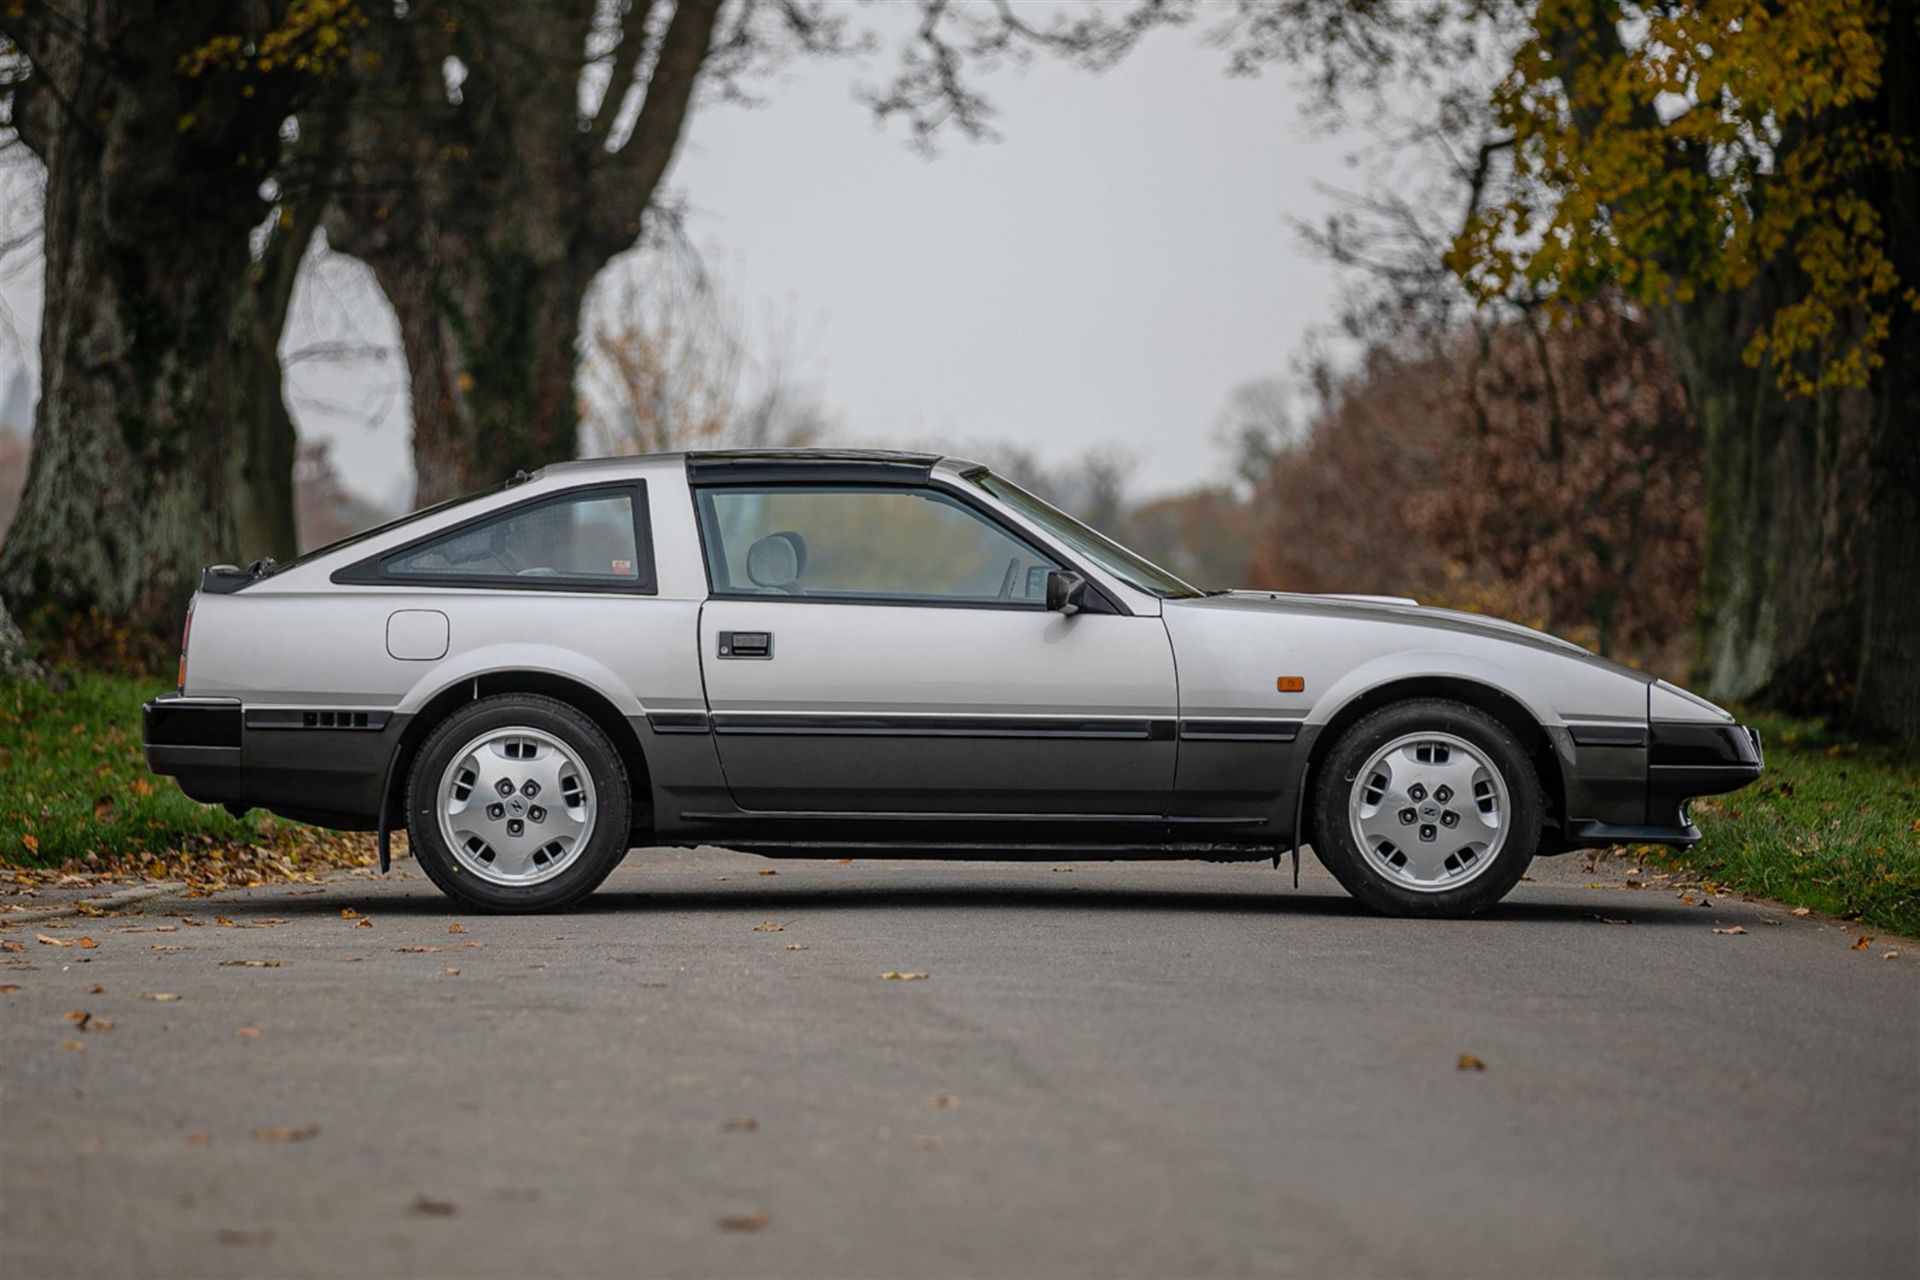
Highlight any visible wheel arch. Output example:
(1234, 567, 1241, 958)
(1295, 674, 1566, 856)
(380, 669, 655, 863)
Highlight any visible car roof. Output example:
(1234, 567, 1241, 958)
(541, 448, 986, 486)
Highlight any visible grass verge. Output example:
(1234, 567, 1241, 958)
(1, 671, 373, 887)
(1645, 713, 1920, 937)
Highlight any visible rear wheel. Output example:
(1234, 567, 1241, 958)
(1310, 698, 1543, 918)
(406, 695, 631, 913)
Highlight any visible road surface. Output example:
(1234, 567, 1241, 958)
(3, 848, 1915, 1278)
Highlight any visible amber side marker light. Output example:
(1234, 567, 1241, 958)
(1276, 676, 1305, 693)
(177, 608, 193, 690)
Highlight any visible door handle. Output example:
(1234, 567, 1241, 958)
(718, 630, 773, 659)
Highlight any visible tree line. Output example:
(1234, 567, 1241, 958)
(0, 0, 1913, 738)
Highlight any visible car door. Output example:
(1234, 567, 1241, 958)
(692, 481, 1178, 816)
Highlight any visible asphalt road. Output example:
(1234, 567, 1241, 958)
(3, 848, 1915, 1279)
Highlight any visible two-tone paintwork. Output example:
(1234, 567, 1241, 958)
(149, 450, 1750, 859)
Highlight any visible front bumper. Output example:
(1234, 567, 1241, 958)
(1562, 720, 1762, 850)
(143, 695, 247, 809)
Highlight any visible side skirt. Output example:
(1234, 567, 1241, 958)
(730, 841, 1278, 863)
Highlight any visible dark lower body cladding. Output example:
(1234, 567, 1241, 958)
(143, 695, 398, 830)
(1560, 720, 1764, 849)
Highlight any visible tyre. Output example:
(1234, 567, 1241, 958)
(1309, 698, 1543, 918)
(405, 694, 632, 913)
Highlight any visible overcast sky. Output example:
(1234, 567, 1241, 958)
(0, 20, 1362, 509)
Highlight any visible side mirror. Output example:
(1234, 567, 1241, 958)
(1045, 569, 1087, 616)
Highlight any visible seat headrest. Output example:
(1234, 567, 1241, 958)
(746, 530, 807, 589)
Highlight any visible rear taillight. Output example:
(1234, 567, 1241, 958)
(177, 606, 193, 690)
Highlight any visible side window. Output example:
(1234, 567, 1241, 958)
(381, 489, 650, 588)
(695, 486, 1061, 605)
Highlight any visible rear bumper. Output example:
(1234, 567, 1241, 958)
(143, 696, 247, 809)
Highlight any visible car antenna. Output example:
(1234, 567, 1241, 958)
(506, 469, 532, 488)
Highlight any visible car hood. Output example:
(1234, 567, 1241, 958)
(1175, 590, 1651, 683)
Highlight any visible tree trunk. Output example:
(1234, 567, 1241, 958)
(0, 4, 315, 658)
(1653, 282, 1871, 721)
(365, 247, 598, 504)
(325, 0, 722, 505)
(1850, 3, 1920, 740)
(0, 594, 48, 685)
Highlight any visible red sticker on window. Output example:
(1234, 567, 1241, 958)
(612, 559, 634, 574)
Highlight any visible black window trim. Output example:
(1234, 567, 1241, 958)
(688, 477, 1128, 616)
(330, 480, 658, 595)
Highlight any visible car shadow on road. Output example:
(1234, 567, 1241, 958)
(234, 878, 1721, 928)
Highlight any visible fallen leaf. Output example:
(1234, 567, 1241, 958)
(216, 917, 235, 927)
(78, 936, 98, 949)
(1456, 1053, 1487, 1071)
(339, 908, 360, 920)
(835, 858, 852, 865)
(0, 941, 23, 953)
(784, 943, 806, 951)
(1712, 925, 1747, 936)
(92, 796, 116, 822)
(442, 967, 461, 975)
(36, 933, 74, 947)
(57, 1039, 84, 1051)
(186, 1132, 212, 1146)
(1884, 950, 1901, 960)
(22, 833, 38, 853)
(929, 1094, 958, 1108)
(143, 994, 181, 1004)
(410, 1194, 457, 1217)
(395, 945, 443, 953)
(219, 960, 283, 968)
(356, 919, 373, 929)
(881, 971, 928, 980)
(235, 1027, 261, 1038)
(250, 1124, 319, 1142)
(447, 922, 467, 934)
(1853, 934, 1874, 951)
(89, 984, 105, 994)
(130, 778, 155, 797)
(0, 984, 19, 994)
(757, 869, 778, 877)
(63, 1010, 90, 1025)
(1050, 866, 1072, 873)
(1790, 906, 1813, 917)
(752, 922, 784, 933)
(722, 1117, 758, 1132)
(718, 1210, 772, 1233)
(1589, 915, 1632, 926)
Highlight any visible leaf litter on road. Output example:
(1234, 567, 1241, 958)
(881, 971, 928, 980)
(1712, 925, 1748, 935)
(250, 1124, 319, 1142)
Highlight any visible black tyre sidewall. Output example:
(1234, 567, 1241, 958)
(406, 695, 631, 913)
(1311, 698, 1542, 918)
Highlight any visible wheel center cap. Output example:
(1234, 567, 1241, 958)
(507, 796, 527, 817)
(1419, 802, 1440, 821)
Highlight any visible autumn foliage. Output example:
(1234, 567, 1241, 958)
(1251, 302, 1702, 673)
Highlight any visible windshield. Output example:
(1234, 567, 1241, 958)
(968, 471, 1203, 600)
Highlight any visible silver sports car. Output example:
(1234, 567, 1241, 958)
(143, 449, 1762, 916)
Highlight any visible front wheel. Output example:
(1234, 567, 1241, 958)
(406, 694, 632, 913)
(1310, 698, 1543, 918)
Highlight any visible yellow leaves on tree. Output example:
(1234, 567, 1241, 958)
(1452, 0, 1913, 396)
